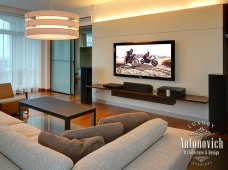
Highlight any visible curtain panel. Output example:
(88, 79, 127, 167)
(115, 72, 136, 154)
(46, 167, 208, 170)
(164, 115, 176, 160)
(0, 13, 41, 93)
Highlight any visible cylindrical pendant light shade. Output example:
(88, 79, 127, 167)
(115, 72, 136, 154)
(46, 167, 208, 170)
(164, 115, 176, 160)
(25, 10, 79, 40)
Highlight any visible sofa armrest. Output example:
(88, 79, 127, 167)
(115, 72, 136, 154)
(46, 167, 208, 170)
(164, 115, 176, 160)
(0, 111, 23, 125)
(0, 128, 74, 170)
(0, 96, 28, 114)
(0, 96, 27, 104)
(73, 118, 168, 170)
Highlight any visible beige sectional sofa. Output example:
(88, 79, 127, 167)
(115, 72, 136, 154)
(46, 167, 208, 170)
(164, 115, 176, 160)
(0, 111, 195, 170)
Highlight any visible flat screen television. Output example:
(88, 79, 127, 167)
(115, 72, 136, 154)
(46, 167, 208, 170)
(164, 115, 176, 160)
(114, 40, 175, 81)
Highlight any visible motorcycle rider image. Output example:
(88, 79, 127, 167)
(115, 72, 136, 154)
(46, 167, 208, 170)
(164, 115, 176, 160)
(143, 51, 151, 63)
(140, 51, 158, 66)
(124, 49, 133, 64)
(123, 48, 139, 67)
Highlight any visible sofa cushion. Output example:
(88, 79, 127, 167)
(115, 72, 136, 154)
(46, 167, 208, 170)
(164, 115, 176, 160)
(62, 122, 124, 143)
(73, 118, 167, 170)
(0, 95, 26, 103)
(0, 153, 20, 170)
(0, 111, 22, 125)
(98, 112, 148, 133)
(123, 127, 195, 170)
(39, 131, 105, 163)
(0, 128, 74, 170)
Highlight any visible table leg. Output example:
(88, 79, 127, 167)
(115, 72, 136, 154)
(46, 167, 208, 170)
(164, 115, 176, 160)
(19, 103, 23, 120)
(65, 119, 70, 130)
(91, 109, 96, 126)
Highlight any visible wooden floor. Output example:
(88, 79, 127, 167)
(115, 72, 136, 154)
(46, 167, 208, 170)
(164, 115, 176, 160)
(23, 91, 228, 141)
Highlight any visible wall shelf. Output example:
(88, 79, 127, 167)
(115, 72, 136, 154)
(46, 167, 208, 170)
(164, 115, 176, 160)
(178, 95, 208, 104)
(87, 84, 209, 105)
(111, 89, 176, 105)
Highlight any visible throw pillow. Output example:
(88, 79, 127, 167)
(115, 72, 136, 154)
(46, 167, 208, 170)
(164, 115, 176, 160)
(38, 131, 105, 163)
(62, 122, 124, 143)
(98, 112, 149, 133)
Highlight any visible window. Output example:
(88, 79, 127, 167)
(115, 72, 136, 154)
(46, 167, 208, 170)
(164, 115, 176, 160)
(0, 13, 41, 92)
(79, 26, 92, 47)
(86, 32, 92, 47)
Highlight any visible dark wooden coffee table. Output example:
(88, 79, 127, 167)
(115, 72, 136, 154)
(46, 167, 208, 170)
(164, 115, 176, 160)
(19, 97, 96, 130)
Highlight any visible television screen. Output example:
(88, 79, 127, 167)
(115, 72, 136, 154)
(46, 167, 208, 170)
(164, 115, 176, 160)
(114, 40, 175, 81)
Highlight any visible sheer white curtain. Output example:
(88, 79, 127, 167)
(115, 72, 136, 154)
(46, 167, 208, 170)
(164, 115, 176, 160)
(0, 13, 41, 92)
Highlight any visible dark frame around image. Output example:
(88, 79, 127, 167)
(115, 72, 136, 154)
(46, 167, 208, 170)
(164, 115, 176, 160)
(113, 40, 175, 81)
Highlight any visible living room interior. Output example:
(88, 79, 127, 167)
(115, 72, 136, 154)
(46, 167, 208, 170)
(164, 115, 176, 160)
(0, 0, 228, 170)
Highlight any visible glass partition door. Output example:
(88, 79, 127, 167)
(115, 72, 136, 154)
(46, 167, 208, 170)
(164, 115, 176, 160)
(51, 40, 75, 94)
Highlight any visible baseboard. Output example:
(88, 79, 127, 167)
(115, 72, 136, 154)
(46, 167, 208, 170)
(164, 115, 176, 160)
(38, 88, 51, 92)
(94, 98, 208, 122)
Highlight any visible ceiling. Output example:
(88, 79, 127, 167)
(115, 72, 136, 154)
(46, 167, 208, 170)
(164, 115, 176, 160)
(1, 0, 228, 22)
(0, 0, 116, 11)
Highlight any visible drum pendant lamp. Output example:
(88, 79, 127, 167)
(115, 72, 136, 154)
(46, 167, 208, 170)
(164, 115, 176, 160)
(25, 1, 79, 40)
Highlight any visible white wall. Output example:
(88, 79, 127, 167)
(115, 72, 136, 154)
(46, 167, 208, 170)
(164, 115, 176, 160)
(92, 5, 223, 121)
